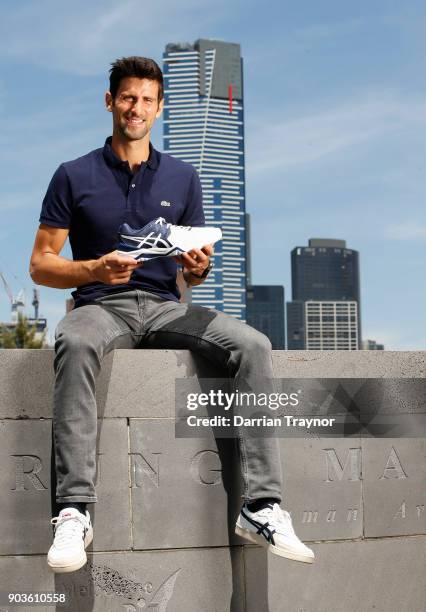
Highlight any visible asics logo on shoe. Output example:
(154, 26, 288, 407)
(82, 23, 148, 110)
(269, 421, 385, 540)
(117, 217, 222, 262)
(160, 200, 171, 207)
(241, 508, 276, 545)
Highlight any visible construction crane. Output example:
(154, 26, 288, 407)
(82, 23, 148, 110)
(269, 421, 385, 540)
(0, 272, 25, 323)
(32, 288, 39, 320)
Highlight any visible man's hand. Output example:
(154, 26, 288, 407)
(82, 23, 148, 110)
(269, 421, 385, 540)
(174, 244, 213, 274)
(91, 251, 142, 285)
(174, 244, 213, 286)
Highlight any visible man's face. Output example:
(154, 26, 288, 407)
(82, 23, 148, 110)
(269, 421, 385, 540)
(105, 77, 163, 141)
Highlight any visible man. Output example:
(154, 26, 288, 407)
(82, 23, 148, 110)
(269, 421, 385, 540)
(30, 56, 314, 573)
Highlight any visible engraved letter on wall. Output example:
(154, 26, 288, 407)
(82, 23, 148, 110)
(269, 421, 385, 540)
(10, 454, 48, 491)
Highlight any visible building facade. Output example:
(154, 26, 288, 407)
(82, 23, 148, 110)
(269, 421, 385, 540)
(304, 300, 358, 350)
(362, 339, 384, 350)
(287, 239, 361, 350)
(246, 285, 285, 349)
(163, 39, 246, 320)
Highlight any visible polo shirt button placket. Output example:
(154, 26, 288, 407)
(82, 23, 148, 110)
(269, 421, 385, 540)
(127, 172, 139, 211)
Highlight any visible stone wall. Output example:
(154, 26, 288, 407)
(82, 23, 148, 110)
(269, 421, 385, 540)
(0, 350, 425, 612)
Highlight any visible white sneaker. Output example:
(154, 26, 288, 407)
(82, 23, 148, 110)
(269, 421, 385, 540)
(235, 502, 315, 563)
(117, 217, 222, 261)
(47, 508, 93, 573)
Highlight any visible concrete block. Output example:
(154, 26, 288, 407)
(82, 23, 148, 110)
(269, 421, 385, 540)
(91, 419, 131, 551)
(0, 548, 244, 612)
(0, 419, 52, 555)
(275, 377, 426, 415)
(103, 349, 224, 418)
(362, 439, 426, 537)
(0, 350, 54, 418)
(277, 438, 363, 540)
(0, 419, 130, 555)
(243, 536, 426, 612)
(129, 418, 242, 549)
(272, 350, 426, 378)
(1, 349, 425, 419)
(0, 350, 113, 420)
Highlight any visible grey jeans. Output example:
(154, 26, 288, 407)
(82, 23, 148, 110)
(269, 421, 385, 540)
(53, 289, 282, 504)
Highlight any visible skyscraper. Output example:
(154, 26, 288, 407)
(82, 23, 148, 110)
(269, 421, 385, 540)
(163, 39, 246, 320)
(287, 239, 362, 350)
(246, 285, 285, 349)
(291, 239, 360, 303)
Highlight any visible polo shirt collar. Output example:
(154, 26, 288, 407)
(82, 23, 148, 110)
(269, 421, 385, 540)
(102, 136, 159, 170)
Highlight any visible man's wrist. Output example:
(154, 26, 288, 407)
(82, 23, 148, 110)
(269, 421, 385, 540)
(183, 261, 212, 287)
(188, 261, 213, 279)
(84, 259, 99, 283)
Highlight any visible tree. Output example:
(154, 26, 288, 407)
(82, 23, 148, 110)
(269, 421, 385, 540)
(0, 313, 46, 348)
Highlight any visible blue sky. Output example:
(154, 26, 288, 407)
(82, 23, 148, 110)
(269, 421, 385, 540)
(0, 0, 425, 349)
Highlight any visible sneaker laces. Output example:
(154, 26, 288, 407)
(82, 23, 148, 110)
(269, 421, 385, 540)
(154, 217, 188, 231)
(154, 217, 169, 228)
(255, 504, 296, 535)
(143, 218, 189, 247)
(50, 513, 87, 547)
(272, 505, 296, 535)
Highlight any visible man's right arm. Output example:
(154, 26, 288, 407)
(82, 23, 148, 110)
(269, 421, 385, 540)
(29, 224, 140, 289)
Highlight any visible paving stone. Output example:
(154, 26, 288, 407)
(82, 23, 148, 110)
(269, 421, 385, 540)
(244, 536, 426, 612)
(277, 438, 363, 541)
(0, 548, 244, 612)
(0, 419, 130, 554)
(129, 418, 242, 549)
(362, 439, 426, 537)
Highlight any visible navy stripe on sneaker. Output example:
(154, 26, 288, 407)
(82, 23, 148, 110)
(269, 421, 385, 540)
(241, 508, 276, 545)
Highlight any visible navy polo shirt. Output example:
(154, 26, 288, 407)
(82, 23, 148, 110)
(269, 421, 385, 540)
(39, 137, 205, 307)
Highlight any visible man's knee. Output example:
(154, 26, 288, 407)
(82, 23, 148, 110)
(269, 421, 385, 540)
(55, 326, 100, 358)
(243, 325, 273, 354)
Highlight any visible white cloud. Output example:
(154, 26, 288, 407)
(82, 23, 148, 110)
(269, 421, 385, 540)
(246, 92, 426, 175)
(0, 0, 228, 75)
(384, 221, 426, 240)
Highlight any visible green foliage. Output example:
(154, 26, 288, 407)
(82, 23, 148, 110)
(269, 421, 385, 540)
(0, 313, 46, 349)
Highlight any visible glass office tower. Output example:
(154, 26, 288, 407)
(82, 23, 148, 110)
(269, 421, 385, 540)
(163, 39, 246, 320)
(246, 285, 285, 349)
(287, 239, 362, 349)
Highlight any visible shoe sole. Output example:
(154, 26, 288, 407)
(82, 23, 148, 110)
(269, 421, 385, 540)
(47, 531, 93, 574)
(117, 246, 183, 261)
(235, 525, 314, 564)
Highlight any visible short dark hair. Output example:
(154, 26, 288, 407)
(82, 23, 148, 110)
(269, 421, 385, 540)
(109, 56, 164, 101)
